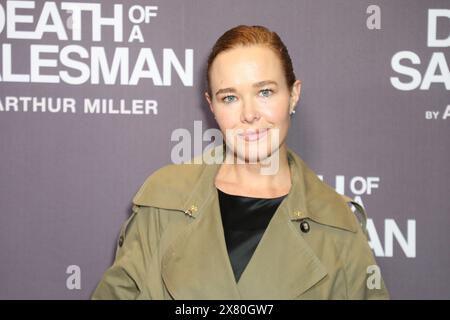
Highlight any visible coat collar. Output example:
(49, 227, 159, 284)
(133, 144, 358, 233)
(133, 145, 358, 299)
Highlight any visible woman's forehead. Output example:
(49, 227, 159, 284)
(210, 45, 284, 87)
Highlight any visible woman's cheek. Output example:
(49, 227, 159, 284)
(216, 107, 240, 128)
(215, 109, 237, 131)
(263, 104, 288, 123)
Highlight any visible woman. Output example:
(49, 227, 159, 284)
(92, 25, 389, 300)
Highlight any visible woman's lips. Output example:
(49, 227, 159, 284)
(237, 128, 270, 141)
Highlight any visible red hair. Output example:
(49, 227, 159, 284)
(206, 25, 296, 96)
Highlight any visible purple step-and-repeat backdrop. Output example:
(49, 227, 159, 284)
(0, 0, 449, 299)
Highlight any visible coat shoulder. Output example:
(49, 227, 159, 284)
(132, 162, 205, 210)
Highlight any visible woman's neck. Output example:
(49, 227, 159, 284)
(214, 145, 292, 198)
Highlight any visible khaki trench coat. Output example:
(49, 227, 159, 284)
(92, 145, 389, 300)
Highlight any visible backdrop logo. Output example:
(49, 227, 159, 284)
(390, 9, 449, 92)
(320, 174, 416, 258)
(0, 1, 193, 86)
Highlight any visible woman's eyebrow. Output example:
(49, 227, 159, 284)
(215, 87, 237, 97)
(215, 80, 278, 96)
(253, 80, 278, 88)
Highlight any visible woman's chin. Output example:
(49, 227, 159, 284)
(233, 146, 277, 164)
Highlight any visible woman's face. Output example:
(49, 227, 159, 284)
(205, 45, 301, 164)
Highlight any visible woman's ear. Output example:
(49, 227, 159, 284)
(204, 91, 214, 114)
(290, 80, 302, 112)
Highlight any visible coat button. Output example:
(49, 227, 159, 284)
(300, 220, 310, 233)
(118, 235, 124, 247)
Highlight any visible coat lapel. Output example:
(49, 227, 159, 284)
(236, 152, 328, 299)
(236, 202, 328, 299)
(161, 159, 242, 299)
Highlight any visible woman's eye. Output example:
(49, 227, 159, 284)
(259, 88, 273, 97)
(222, 95, 237, 103)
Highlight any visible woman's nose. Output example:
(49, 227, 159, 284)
(240, 99, 260, 123)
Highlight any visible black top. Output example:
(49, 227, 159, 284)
(217, 188, 287, 282)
